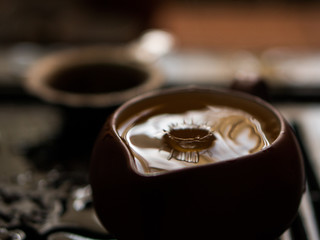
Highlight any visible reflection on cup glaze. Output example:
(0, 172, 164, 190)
(120, 106, 272, 175)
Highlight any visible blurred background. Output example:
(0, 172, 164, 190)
(0, 0, 319, 47)
(1, 0, 320, 95)
(1, 1, 320, 240)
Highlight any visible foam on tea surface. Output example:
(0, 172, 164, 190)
(119, 104, 276, 175)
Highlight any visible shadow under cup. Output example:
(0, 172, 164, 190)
(90, 87, 305, 240)
(24, 46, 163, 170)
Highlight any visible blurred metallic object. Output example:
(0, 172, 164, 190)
(0, 228, 26, 240)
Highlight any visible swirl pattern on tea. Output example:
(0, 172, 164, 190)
(120, 106, 272, 175)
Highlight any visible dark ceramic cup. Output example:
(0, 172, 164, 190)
(25, 45, 163, 108)
(24, 45, 163, 169)
(90, 87, 305, 240)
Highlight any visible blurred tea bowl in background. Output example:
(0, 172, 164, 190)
(23, 43, 164, 170)
(24, 44, 164, 108)
(90, 86, 305, 240)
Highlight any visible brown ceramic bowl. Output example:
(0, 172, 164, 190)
(25, 45, 163, 108)
(23, 45, 163, 169)
(90, 87, 305, 240)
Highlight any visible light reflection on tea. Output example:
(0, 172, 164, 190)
(120, 105, 274, 175)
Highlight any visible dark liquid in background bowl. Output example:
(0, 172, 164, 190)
(26, 63, 149, 171)
(47, 63, 148, 94)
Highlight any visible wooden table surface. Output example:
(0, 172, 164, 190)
(152, 2, 320, 51)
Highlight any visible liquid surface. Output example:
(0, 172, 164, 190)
(120, 105, 274, 175)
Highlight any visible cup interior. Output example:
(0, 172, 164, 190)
(116, 88, 281, 141)
(114, 88, 282, 174)
(46, 62, 148, 94)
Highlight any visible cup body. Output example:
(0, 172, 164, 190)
(90, 87, 305, 240)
